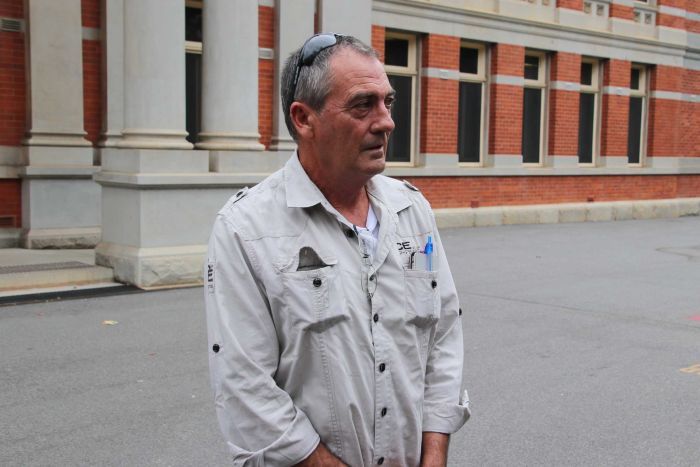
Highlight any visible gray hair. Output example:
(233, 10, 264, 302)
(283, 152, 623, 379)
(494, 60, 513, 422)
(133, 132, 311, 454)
(281, 34, 379, 141)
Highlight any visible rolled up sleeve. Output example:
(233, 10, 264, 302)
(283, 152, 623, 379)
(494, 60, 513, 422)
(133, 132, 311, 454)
(205, 215, 320, 466)
(421, 223, 471, 434)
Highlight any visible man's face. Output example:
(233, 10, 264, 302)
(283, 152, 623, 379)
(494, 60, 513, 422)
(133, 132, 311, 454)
(311, 49, 396, 182)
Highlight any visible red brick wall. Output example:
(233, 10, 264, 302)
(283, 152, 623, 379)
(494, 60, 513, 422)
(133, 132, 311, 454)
(678, 175, 700, 197)
(657, 0, 688, 28)
(682, 69, 700, 157)
(420, 35, 459, 154)
(609, 4, 635, 20)
(657, 13, 687, 29)
(600, 60, 630, 157)
(81, 0, 101, 145)
(402, 175, 700, 208)
(549, 52, 581, 156)
(557, 0, 583, 9)
(0, 0, 26, 147)
(0, 180, 21, 228)
(258, 5, 274, 148)
(648, 66, 684, 157)
(81, 0, 99, 28)
(372, 25, 386, 62)
(489, 44, 524, 155)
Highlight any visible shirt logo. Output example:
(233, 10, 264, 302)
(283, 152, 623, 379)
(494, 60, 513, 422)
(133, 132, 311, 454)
(207, 262, 215, 294)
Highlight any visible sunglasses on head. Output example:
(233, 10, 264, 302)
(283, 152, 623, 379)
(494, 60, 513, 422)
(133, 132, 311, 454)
(291, 33, 345, 100)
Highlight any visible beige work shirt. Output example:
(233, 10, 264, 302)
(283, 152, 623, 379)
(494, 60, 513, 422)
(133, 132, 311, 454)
(205, 154, 470, 466)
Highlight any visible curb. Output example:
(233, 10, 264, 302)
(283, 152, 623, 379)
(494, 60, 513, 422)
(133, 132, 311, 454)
(434, 197, 700, 229)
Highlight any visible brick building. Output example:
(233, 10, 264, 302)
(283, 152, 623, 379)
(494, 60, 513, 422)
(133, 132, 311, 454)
(0, 0, 698, 287)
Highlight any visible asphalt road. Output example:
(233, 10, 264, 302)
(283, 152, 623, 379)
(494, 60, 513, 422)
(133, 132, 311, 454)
(1, 216, 699, 466)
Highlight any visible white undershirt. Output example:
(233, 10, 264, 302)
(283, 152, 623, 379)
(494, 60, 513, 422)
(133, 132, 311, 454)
(354, 203, 380, 261)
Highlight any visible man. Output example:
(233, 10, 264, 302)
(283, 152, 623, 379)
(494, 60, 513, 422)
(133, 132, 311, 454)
(205, 34, 470, 466)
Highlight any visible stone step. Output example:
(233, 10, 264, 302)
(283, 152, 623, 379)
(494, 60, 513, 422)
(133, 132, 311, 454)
(0, 261, 117, 293)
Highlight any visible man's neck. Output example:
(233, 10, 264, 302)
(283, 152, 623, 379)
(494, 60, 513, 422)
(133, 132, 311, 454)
(298, 152, 371, 228)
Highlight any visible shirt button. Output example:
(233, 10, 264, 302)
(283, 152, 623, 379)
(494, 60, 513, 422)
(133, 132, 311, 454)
(379, 363, 386, 372)
(369, 274, 376, 282)
(459, 307, 463, 316)
(381, 407, 387, 417)
(313, 278, 322, 287)
(212, 344, 220, 353)
(431, 280, 437, 289)
(373, 313, 379, 323)
(378, 457, 384, 465)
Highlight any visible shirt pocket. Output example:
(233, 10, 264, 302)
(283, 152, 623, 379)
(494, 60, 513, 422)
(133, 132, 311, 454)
(404, 269, 440, 329)
(280, 264, 349, 333)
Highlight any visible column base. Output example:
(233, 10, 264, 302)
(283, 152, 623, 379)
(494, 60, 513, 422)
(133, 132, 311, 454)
(209, 150, 290, 173)
(118, 129, 193, 150)
(96, 242, 206, 289)
(268, 136, 297, 152)
(195, 132, 265, 151)
(21, 226, 101, 249)
(20, 166, 102, 249)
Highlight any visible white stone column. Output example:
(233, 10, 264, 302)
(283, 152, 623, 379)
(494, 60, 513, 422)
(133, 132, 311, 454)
(118, 0, 192, 149)
(196, 0, 264, 152)
(318, 0, 372, 45)
(269, 0, 315, 151)
(98, 0, 124, 148)
(20, 0, 100, 248)
(23, 0, 91, 153)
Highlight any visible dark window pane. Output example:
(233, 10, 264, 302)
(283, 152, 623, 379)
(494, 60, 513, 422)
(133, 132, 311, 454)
(458, 82, 482, 163)
(578, 93, 595, 163)
(628, 96, 643, 163)
(630, 68, 641, 91)
(581, 62, 593, 86)
(524, 55, 539, 81)
(185, 7, 202, 42)
(460, 47, 479, 74)
(386, 74, 412, 162)
(522, 88, 542, 163)
(385, 39, 409, 67)
(186, 53, 202, 144)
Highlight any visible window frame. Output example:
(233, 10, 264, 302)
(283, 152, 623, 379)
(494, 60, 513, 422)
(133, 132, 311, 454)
(185, 1, 203, 144)
(522, 50, 548, 167)
(457, 41, 488, 167)
(627, 64, 649, 167)
(577, 57, 602, 167)
(383, 31, 418, 167)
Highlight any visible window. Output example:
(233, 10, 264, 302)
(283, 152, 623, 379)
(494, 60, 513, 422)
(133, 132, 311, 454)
(185, 1, 203, 144)
(384, 33, 417, 164)
(627, 65, 648, 165)
(577, 58, 601, 165)
(457, 43, 487, 165)
(522, 52, 547, 165)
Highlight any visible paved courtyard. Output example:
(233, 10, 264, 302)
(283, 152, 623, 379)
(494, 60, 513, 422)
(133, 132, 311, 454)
(1, 216, 699, 466)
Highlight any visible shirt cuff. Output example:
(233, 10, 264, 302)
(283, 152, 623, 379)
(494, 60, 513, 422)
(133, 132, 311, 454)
(422, 390, 471, 434)
(229, 408, 320, 467)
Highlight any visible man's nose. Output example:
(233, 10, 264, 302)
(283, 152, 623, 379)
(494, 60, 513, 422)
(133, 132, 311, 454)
(371, 104, 395, 134)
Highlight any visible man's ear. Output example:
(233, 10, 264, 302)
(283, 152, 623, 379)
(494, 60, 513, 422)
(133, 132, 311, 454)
(290, 101, 316, 139)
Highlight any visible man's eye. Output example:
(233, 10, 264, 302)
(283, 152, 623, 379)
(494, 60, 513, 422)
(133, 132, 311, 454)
(385, 98, 395, 109)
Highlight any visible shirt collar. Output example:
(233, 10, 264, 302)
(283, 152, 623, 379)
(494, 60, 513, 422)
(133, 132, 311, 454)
(284, 152, 328, 209)
(284, 151, 413, 214)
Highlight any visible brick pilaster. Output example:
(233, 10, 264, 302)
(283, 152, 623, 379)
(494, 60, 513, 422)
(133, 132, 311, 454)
(548, 52, 581, 156)
(600, 59, 631, 157)
(419, 34, 460, 154)
(489, 44, 524, 155)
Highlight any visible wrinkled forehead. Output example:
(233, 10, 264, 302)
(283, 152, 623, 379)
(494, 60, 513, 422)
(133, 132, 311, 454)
(327, 49, 393, 95)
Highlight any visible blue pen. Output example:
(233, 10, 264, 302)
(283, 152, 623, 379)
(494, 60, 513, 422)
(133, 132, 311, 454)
(424, 236, 433, 271)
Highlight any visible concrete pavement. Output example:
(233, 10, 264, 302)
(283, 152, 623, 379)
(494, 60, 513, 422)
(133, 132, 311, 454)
(1, 216, 699, 466)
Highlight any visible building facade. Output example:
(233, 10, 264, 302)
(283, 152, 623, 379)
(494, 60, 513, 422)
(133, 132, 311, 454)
(0, 0, 699, 287)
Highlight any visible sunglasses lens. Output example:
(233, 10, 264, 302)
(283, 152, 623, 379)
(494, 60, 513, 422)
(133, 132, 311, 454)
(301, 34, 340, 66)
